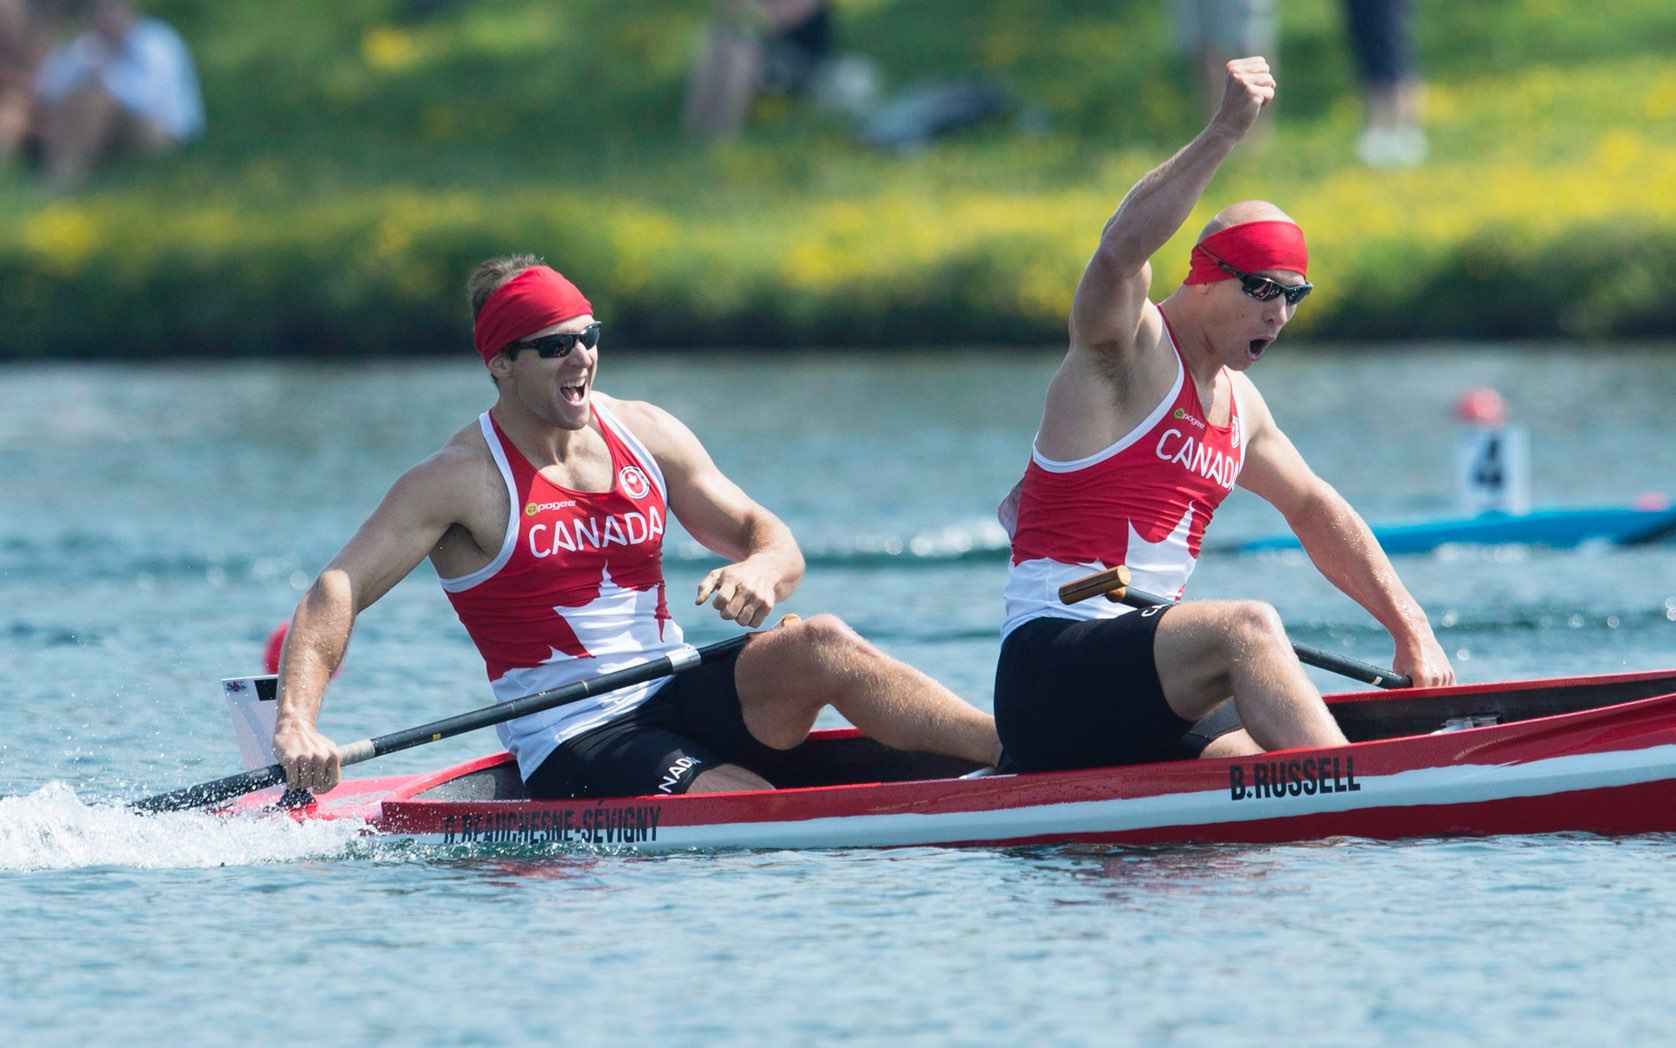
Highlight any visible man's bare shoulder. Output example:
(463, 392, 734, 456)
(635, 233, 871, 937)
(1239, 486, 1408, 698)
(417, 419, 493, 475)
(595, 393, 693, 454)
(1228, 369, 1275, 427)
(595, 392, 726, 499)
(384, 419, 497, 511)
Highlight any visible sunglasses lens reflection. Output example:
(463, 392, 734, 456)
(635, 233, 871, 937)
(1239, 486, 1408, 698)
(532, 324, 602, 357)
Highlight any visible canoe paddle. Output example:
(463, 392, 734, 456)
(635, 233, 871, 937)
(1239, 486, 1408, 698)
(129, 634, 753, 814)
(1057, 566, 1412, 689)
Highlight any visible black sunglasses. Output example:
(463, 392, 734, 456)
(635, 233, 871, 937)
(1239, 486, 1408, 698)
(1217, 261, 1313, 306)
(505, 322, 603, 359)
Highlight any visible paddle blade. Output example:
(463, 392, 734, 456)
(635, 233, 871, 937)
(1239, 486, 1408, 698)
(128, 763, 287, 814)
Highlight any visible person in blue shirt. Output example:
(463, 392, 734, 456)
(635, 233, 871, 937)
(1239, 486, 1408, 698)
(34, 0, 202, 188)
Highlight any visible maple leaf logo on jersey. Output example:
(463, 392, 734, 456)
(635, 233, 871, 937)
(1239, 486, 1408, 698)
(489, 562, 673, 693)
(619, 465, 651, 500)
(1123, 504, 1200, 600)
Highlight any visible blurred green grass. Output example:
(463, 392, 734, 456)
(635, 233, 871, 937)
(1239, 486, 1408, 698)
(2, 0, 1673, 357)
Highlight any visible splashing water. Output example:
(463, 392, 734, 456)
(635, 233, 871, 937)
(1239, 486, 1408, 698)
(0, 782, 370, 873)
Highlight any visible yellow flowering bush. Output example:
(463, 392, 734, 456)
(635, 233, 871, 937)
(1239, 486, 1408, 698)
(0, 0, 1670, 357)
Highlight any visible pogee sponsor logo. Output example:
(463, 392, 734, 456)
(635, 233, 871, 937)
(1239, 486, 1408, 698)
(1172, 406, 1206, 430)
(1229, 415, 1242, 449)
(525, 498, 579, 516)
(619, 465, 652, 500)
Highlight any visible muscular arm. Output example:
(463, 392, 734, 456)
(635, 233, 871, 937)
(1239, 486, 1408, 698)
(1236, 382, 1456, 687)
(1040, 57, 1276, 459)
(612, 398, 803, 628)
(1070, 62, 1270, 353)
(272, 447, 482, 790)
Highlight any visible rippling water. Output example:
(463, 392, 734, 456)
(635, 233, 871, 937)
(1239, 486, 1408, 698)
(3, 346, 1675, 1044)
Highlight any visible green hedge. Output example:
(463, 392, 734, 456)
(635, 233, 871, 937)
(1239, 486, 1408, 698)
(1, 0, 1672, 358)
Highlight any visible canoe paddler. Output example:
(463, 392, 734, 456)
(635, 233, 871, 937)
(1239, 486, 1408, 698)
(993, 57, 1453, 774)
(273, 255, 1000, 798)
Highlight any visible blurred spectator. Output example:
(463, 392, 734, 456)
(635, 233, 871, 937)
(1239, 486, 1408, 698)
(1343, 0, 1425, 167)
(682, 0, 874, 138)
(1170, 0, 1277, 118)
(859, 79, 1045, 154)
(34, 0, 202, 188)
(0, 0, 55, 169)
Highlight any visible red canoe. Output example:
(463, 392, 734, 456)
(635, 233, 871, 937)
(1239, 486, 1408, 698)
(225, 668, 1676, 851)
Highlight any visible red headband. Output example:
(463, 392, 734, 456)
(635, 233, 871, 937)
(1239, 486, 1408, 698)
(1184, 220, 1309, 285)
(472, 266, 594, 364)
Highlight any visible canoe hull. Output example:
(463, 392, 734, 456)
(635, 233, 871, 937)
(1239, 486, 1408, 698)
(375, 752, 1676, 853)
(225, 668, 1676, 852)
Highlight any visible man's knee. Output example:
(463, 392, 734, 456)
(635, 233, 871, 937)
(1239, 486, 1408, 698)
(1157, 600, 1288, 707)
(738, 612, 858, 715)
(1222, 600, 1290, 655)
(772, 611, 866, 666)
(793, 610, 855, 639)
(1158, 599, 1286, 662)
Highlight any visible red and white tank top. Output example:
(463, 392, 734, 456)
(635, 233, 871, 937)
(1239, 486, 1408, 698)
(1001, 321, 1244, 636)
(440, 402, 683, 778)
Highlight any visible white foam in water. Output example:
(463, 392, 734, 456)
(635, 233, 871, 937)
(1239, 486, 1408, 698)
(906, 519, 1009, 558)
(0, 782, 370, 873)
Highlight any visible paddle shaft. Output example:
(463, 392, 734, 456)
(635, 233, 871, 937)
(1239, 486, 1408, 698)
(130, 634, 753, 814)
(1057, 566, 1412, 690)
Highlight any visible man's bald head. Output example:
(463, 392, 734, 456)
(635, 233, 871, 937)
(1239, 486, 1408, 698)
(1196, 200, 1297, 243)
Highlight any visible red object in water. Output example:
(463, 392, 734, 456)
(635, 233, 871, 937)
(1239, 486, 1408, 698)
(265, 619, 342, 677)
(262, 621, 288, 674)
(1454, 386, 1508, 426)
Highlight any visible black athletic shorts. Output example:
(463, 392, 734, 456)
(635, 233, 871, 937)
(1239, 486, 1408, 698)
(522, 645, 793, 800)
(993, 608, 1241, 772)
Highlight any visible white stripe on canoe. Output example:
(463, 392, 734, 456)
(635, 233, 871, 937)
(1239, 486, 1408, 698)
(383, 742, 1676, 852)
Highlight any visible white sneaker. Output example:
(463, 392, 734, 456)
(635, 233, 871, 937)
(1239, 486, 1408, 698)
(1357, 126, 1428, 168)
(1389, 126, 1428, 167)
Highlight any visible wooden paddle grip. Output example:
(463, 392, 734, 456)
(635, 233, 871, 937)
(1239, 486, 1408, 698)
(1057, 565, 1132, 606)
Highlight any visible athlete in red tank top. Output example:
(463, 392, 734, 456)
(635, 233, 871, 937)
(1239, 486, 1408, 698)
(444, 407, 675, 680)
(269, 256, 1000, 798)
(438, 405, 685, 778)
(1002, 315, 1244, 635)
(993, 57, 1452, 775)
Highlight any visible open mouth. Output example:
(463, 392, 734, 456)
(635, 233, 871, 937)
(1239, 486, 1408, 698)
(1248, 338, 1271, 360)
(560, 380, 587, 405)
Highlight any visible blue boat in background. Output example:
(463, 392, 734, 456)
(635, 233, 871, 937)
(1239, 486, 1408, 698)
(1228, 502, 1676, 555)
(1230, 390, 1676, 556)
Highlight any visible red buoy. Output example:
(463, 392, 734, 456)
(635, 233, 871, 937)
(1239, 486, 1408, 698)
(1454, 387, 1508, 427)
(263, 621, 289, 674)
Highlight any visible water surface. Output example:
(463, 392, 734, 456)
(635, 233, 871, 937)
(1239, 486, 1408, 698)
(3, 346, 1675, 1044)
